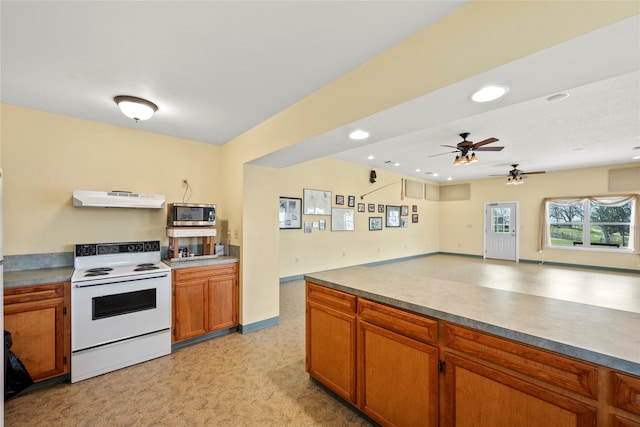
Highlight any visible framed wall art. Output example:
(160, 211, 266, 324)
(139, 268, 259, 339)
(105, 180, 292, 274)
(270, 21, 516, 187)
(412, 213, 419, 223)
(336, 195, 344, 205)
(401, 205, 409, 216)
(331, 208, 355, 231)
(303, 189, 331, 215)
(358, 203, 365, 212)
(412, 205, 418, 213)
(279, 197, 302, 229)
(368, 204, 375, 213)
(386, 205, 401, 227)
(348, 195, 355, 207)
(369, 217, 383, 231)
(378, 204, 384, 213)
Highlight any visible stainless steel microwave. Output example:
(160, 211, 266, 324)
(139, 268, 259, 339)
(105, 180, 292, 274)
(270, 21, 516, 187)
(167, 203, 216, 227)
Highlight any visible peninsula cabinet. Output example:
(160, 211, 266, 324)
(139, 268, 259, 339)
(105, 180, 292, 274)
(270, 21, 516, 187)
(358, 298, 439, 426)
(305, 282, 357, 404)
(172, 262, 238, 342)
(305, 281, 640, 427)
(3, 281, 70, 382)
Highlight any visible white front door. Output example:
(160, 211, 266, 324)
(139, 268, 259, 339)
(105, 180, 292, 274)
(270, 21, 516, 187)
(484, 202, 518, 261)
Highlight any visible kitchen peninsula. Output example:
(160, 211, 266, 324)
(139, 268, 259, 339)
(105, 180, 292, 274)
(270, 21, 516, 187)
(304, 255, 640, 426)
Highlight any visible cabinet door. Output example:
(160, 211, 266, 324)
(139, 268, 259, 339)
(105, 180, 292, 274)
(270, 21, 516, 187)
(306, 298, 357, 404)
(358, 320, 438, 427)
(207, 273, 238, 332)
(443, 353, 596, 427)
(174, 278, 208, 341)
(4, 297, 66, 381)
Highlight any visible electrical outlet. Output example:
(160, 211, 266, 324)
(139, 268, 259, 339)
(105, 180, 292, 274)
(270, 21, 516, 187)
(181, 179, 188, 188)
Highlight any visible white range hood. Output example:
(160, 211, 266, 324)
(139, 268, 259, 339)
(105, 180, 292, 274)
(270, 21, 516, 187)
(73, 190, 165, 209)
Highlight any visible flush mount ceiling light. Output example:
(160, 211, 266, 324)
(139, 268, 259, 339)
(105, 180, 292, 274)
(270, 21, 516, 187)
(114, 95, 158, 122)
(348, 129, 370, 140)
(471, 85, 509, 103)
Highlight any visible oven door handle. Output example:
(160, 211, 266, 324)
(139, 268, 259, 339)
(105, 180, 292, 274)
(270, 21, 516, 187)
(73, 272, 170, 288)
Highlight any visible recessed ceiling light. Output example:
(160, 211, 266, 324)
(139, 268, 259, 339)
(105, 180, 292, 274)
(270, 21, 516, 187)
(632, 156, 640, 160)
(367, 154, 375, 160)
(547, 93, 569, 102)
(394, 162, 400, 167)
(432, 173, 438, 177)
(447, 177, 453, 181)
(415, 168, 421, 172)
(471, 85, 509, 103)
(348, 129, 369, 140)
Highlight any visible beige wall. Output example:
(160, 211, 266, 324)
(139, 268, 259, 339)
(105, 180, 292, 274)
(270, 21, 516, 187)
(439, 164, 640, 270)
(0, 104, 223, 255)
(278, 158, 439, 278)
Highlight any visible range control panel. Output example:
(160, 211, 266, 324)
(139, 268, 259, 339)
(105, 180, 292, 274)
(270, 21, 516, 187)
(75, 241, 161, 257)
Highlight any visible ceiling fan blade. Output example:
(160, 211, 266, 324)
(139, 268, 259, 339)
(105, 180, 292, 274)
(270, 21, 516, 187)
(472, 137, 499, 148)
(474, 146, 504, 152)
(521, 171, 546, 175)
(440, 144, 460, 149)
(428, 150, 458, 158)
(489, 174, 509, 177)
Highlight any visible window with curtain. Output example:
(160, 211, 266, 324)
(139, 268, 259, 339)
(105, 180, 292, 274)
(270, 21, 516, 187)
(539, 195, 638, 252)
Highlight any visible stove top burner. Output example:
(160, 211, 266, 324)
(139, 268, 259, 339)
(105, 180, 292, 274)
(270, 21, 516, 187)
(85, 272, 109, 277)
(134, 264, 160, 271)
(87, 267, 114, 273)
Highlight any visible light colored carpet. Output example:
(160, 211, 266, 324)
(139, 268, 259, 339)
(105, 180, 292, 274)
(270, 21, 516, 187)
(4, 280, 373, 426)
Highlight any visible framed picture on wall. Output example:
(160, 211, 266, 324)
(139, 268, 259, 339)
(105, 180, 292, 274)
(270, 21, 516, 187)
(319, 219, 326, 230)
(336, 195, 344, 205)
(401, 205, 409, 216)
(378, 204, 384, 213)
(348, 195, 355, 207)
(386, 205, 401, 227)
(368, 204, 375, 212)
(401, 218, 408, 228)
(303, 188, 331, 215)
(369, 217, 383, 231)
(358, 203, 365, 212)
(412, 205, 418, 213)
(412, 213, 419, 223)
(279, 197, 302, 229)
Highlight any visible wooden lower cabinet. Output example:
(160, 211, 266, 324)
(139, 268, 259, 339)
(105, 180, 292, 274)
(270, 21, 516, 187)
(443, 353, 596, 427)
(305, 281, 640, 427)
(3, 282, 70, 382)
(306, 282, 357, 404)
(172, 263, 238, 342)
(359, 320, 438, 426)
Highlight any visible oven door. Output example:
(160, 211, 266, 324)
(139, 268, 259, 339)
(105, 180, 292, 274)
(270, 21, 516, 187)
(71, 274, 171, 352)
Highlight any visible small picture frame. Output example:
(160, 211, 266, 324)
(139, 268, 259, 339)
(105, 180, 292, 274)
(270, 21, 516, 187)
(348, 195, 355, 207)
(304, 222, 313, 233)
(369, 217, 383, 231)
(412, 205, 418, 213)
(279, 197, 302, 229)
(358, 203, 365, 212)
(401, 218, 408, 228)
(319, 219, 326, 230)
(336, 195, 344, 205)
(412, 213, 419, 223)
(368, 204, 375, 212)
(386, 205, 401, 227)
(401, 205, 409, 216)
(378, 204, 384, 213)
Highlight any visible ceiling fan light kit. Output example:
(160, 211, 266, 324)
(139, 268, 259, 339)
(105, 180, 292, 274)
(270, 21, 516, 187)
(114, 95, 158, 122)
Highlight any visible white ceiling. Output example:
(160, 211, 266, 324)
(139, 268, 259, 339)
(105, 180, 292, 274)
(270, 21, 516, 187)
(2, 2, 639, 183)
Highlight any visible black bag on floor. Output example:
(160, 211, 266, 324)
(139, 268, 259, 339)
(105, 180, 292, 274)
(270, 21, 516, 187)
(4, 330, 34, 400)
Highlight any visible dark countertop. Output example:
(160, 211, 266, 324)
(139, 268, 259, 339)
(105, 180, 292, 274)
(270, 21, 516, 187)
(304, 255, 640, 376)
(3, 256, 239, 288)
(4, 267, 74, 288)
(163, 256, 239, 269)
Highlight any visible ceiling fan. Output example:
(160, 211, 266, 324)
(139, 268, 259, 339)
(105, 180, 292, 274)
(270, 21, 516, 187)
(429, 132, 504, 165)
(491, 164, 546, 185)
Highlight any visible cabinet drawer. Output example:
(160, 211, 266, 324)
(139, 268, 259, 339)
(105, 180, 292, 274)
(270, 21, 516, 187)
(306, 282, 356, 313)
(4, 282, 64, 305)
(444, 323, 598, 399)
(358, 298, 438, 344)
(613, 372, 640, 416)
(173, 263, 237, 282)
